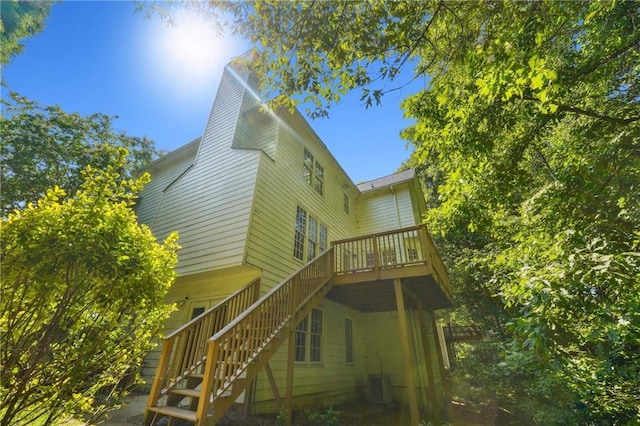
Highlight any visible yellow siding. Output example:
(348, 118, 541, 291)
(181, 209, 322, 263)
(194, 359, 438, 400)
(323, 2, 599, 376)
(136, 145, 197, 226)
(357, 186, 416, 235)
(359, 310, 443, 407)
(137, 66, 263, 276)
(246, 109, 359, 291)
(141, 266, 261, 385)
(138, 61, 444, 411)
(251, 299, 368, 412)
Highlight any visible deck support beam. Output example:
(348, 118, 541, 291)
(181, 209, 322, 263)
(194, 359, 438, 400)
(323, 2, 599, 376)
(284, 280, 300, 426)
(264, 362, 283, 410)
(416, 300, 441, 424)
(394, 279, 420, 425)
(428, 312, 449, 420)
(284, 330, 295, 425)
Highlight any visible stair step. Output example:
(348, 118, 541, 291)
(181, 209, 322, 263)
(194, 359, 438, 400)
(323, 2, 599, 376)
(147, 406, 197, 422)
(170, 388, 201, 398)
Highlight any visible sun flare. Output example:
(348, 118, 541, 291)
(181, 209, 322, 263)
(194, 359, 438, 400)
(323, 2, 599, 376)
(146, 9, 237, 91)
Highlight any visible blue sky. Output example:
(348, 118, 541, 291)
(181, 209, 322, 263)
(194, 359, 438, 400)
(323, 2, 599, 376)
(2, 1, 423, 183)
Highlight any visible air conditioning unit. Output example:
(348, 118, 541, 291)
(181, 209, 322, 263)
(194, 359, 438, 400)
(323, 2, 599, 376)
(367, 374, 392, 404)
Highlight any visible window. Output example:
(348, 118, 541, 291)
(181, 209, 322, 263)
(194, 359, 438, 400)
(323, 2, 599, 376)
(295, 308, 323, 363)
(308, 216, 318, 261)
(191, 307, 205, 320)
(407, 248, 419, 262)
(294, 317, 308, 361)
(345, 318, 354, 363)
(382, 249, 397, 265)
(315, 163, 324, 195)
(293, 206, 307, 261)
(319, 224, 328, 252)
(366, 252, 375, 267)
(302, 148, 324, 196)
(303, 148, 313, 185)
(293, 206, 328, 261)
(343, 193, 349, 214)
(310, 309, 323, 362)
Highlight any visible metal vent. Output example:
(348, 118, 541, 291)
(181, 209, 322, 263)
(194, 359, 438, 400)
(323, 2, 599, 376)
(367, 374, 392, 404)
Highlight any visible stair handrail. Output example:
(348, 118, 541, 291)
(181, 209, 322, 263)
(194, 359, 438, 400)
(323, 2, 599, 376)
(146, 277, 260, 412)
(196, 248, 334, 421)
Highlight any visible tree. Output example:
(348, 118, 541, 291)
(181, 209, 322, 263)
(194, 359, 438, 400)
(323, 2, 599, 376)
(146, 1, 640, 422)
(0, 150, 179, 425)
(0, 91, 160, 217)
(0, 0, 56, 65)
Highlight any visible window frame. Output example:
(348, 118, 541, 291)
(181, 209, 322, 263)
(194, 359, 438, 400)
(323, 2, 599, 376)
(294, 316, 309, 362)
(293, 206, 307, 261)
(345, 317, 354, 364)
(293, 206, 328, 262)
(303, 148, 313, 186)
(302, 147, 324, 197)
(314, 162, 324, 195)
(294, 308, 323, 364)
(308, 216, 318, 261)
(309, 308, 323, 362)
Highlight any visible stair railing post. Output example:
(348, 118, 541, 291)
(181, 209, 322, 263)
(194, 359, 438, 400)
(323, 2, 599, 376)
(196, 339, 219, 426)
(145, 336, 175, 424)
(372, 235, 380, 279)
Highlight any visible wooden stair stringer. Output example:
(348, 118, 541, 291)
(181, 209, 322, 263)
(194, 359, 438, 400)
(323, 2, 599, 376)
(208, 279, 334, 424)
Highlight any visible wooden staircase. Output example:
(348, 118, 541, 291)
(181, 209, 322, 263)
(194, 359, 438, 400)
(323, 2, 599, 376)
(145, 249, 334, 426)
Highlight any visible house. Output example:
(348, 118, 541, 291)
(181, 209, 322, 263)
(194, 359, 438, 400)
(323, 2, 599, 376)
(138, 54, 454, 426)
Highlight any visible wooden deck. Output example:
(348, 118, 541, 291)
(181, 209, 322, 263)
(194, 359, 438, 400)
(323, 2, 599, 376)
(328, 225, 453, 312)
(146, 225, 452, 425)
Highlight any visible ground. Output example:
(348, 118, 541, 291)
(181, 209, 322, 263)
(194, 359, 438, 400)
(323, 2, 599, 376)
(82, 394, 508, 425)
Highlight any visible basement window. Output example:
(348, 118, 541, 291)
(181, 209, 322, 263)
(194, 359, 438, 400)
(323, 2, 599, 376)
(345, 318, 354, 363)
(294, 308, 323, 363)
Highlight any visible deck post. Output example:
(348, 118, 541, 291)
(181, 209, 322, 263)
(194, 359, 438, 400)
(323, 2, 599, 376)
(394, 279, 420, 425)
(145, 336, 174, 425)
(416, 300, 441, 424)
(196, 340, 217, 426)
(284, 328, 295, 425)
(284, 279, 300, 425)
(428, 312, 450, 420)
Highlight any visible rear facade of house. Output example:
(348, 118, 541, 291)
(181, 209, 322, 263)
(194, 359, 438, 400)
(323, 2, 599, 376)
(137, 57, 453, 425)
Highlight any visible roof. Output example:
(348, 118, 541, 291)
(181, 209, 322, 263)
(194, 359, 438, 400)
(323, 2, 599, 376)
(357, 169, 416, 193)
(137, 137, 201, 174)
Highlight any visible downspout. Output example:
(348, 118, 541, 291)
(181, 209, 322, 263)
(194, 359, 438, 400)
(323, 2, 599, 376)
(390, 185, 402, 228)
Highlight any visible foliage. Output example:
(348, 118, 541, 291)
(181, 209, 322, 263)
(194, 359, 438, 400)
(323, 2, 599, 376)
(0, 91, 161, 217)
(0, 151, 179, 425)
(144, 1, 640, 423)
(304, 406, 342, 426)
(0, 0, 56, 65)
(275, 408, 287, 426)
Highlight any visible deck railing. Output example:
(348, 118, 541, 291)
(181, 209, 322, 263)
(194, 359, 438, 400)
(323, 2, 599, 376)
(444, 324, 484, 342)
(422, 229, 453, 302)
(147, 278, 260, 407)
(196, 248, 334, 422)
(332, 224, 452, 301)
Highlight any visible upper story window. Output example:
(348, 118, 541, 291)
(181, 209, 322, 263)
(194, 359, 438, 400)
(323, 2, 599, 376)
(303, 148, 313, 185)
(293, 206, 307, 261)
(303, 148, 324, 196)
(293, 206, 327, 262)
(315, 163, 324, 195)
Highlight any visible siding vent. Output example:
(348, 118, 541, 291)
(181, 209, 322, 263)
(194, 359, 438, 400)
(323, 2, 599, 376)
(367, 374, 392, 404)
